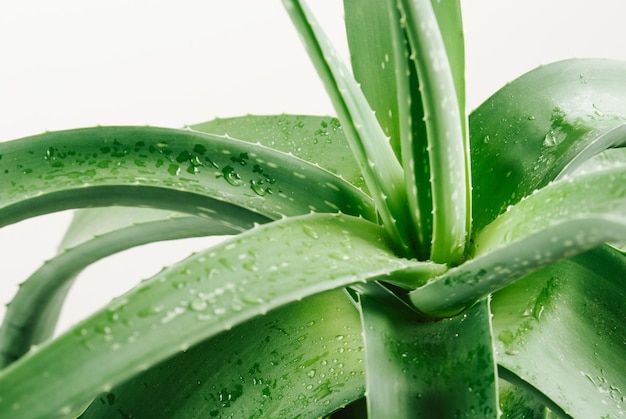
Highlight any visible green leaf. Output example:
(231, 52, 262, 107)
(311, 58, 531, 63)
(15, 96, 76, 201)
(470, 58, 626, 233)
(0, 213, 430, 417)
(491, 246, 626, 417)
(358, 292, 498, 418)
(190, 114, 367, 190)
(80, 290, 366, 418)
(398, 0, 469, 263)
(0, 207, 234, 367)
(498, 378, 562, 418)
(343, 0, 402, 158)
(0, 126, 374, 228)
(282, 0, 415, 257)
(344, 0, 469, 262)
(409, 166, 626, 317)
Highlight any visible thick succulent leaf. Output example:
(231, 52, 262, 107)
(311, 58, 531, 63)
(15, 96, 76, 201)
(80, 290, 365, 419)
(0, 208, 236, 367)
(0, 126, 374, 229)
(282, 0, 415, 257)
(343, 0, 402, 157)
(470, 58, 626, 233)
(0, 213, 433, 418)
(398, 0, 469, 263)
(410, 166, 626, 317)
(358, 291, 497, 418)
(498, 378, 561, 419)
(190, 113, 366, 190)
(491, 246, 626, 418)
(430, 0, 465, 131)
(344, 0, 431, 260)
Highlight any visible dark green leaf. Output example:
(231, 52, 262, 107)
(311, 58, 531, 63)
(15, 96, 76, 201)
(470, 59, 626, 233)
(0, 213, 430, 417)
(358, 290, 497, 418)
(492, 246, 626, 417)
(80, 290, 365, 419)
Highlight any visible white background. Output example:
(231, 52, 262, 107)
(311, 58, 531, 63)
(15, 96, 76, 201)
(1, 1, 626, 334)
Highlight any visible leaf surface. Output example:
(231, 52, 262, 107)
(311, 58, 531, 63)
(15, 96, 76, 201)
(410, 166, 626, 317)
(492, 247, 626, 417)
(358, 291, 497, 418)
(283, 0, 414, 257)
(0, 126, 374, 229)
(190, 114, 366, 190)
(0, 213, 432, 418)
(470, 59, 626, 233)
(0, 208, 234, 367)
(80, 290, 366, 419)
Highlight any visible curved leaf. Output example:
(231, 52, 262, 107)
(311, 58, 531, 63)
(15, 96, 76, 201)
(0, 126, 374, 229)
(399, 0, 469, 263)
(0, 208, 235, 367)
(491, 247, 626, 417)
(190, 113, 367, 190)
(0, 213, 432, 418)
(410, 166, 626, 317)
(344, 0, 432, 260)
(283, 0, 415, 257)
(80, 290, 365, 419)
(470, 58, 626, 233)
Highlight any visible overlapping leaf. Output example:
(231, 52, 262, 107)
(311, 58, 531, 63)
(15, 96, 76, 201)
(470, 59, 626, 233)
(357, 287, 497, 418)
(0, 126, 374, 229)
(0, 208, 233, 367)
(410, 166, 626, 317)
(0, 213, 437, 417)
(492, 247, 626, 417)
(80, 290, 366, 418)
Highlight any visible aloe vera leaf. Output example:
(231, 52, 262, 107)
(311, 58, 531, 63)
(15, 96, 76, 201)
(409, 166, 626, 317)
(80, 290, 365, 418)
(398, 0, 469, 263)
(0, 126, 374, 229)
(358, 291, 497, 418)
(498, 378, 562, 419)
(344, 0, 433, 259)
(0, 208, 236, 367)
(343, 0, 402, 157)
(283, 0, 415, 257)
(491, 246, 626, 418)
(470, 58, 626, 233)
(0, 213, 433, 418)
(190, 114, 367, 190)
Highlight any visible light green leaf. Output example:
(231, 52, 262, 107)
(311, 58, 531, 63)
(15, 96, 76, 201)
(80, 290, 366, 418)
(343, 0, 402, 157)
(470, 59, 626, 233)
(409, 166, 626, 317)
(282, 0, 415, 257)
(0, 126, 374, 229)
(358, 292, 497, 418)
(0, 207, 235, 367)
(492, 247, 626, 417)
(0, 213, 430, 418)
(190, 113, 367, 190)
(398, 0, 469, 263)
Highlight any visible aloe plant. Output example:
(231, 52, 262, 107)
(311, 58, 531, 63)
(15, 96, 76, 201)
(1, 1, 625, 417)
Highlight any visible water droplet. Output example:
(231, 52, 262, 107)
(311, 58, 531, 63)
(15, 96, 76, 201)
(189, 299, 208, 312)
(302, 225, 319, 240)
(220, 166, 242, 186)
(250, 180, 267, 196)
(167, 164, 180, 176)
